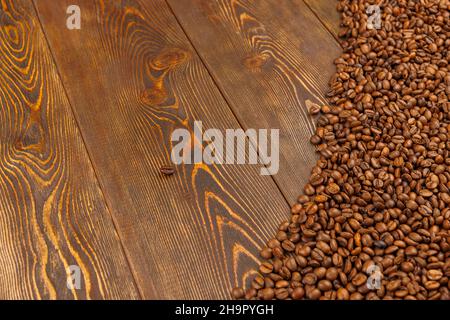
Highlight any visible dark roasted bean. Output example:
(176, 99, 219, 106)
(159, 165, 175, 175)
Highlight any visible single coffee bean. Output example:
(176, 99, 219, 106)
(275, 288, 289, 299)
(291, 287, 305, 300)
(244, 288, 256, 299)
(351, 273, 367, 287)
(326, 267, 339, 281)
(303, 184, 315, 196)
(314, 194, 328, 203)
(252, 276, 264, 290)
(281, 240, 295, 252)
(310, 135, 321, 145)
(401, 261, 415, 273)
(419, 189, 433, 198)
(308, 103, 321, 115)
(427, 269, 443, 281)
(296, 245, 311, 257)
(350, 292, 364, 300)
(275, 280, 289, 288)
(374, 240, 387, 249)
(260, 247, 273, 259)
(317, 279, 333, 291)
(336, 288, 350, 300)
(405, 246, 418, 256)
(306, 288, 321, 300)
(360, 44, 371, 54)
(314, 267, 327, 279)
(424, 281, 440, 290)
(302, 273, 317, 285)
(259, 262, 273, 274)
(260, 288, 274, 300)
(285, 257, 298, 271)
(386, 280, 401, 292)
(265, 277, 275, 288)
(326, 183, 340, 195)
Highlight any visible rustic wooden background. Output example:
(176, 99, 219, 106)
(0, 0, 341, 299)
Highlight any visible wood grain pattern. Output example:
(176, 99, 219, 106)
(167, 0, 342, 204)
(0, 0, 139, 299)
(34, 0, 290, 299)
(303, 0, 341, 38)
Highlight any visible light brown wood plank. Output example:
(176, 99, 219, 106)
(167, 0, 342, 204)
(303, 0, 341, 38)
(34, 0, 290, 299)
(0, 0, 139, 299)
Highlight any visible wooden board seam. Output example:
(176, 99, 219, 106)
(302, 0, 342, 47)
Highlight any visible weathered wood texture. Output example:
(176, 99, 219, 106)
(0, 0, 139, 299)
(303, 0, 341, 38)
(34, 0, 290, 299)
(167, 0, 341, 204)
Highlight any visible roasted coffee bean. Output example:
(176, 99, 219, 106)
(296, 245, 311, 257)
(336, 288, 350, 300)
(326, 267, 339, 281)
(260, 247, 273, 259)
(350, 292, 364, 300)
(259, 262, 273, 274)
(405, 246, 418, 256)
(351, 273, 367, 287)
(374, 240, 387, 249)
(386, 280, 401, 292)
(282, 240, 295, 252)
(295, 255, 308, 268)
(401, 261, 415, 273)
(232, 287, 244, 299)
(159, 165, 175, 175)
(308, 103, 321, 115)
(424, 281, 440, 291)
(326, 183, 340, 195)
(306, 288, 321, 300)
(310, 135, 321, 145)
(244, 288, 256, 299)
(252, 276, 264, 290)
(317, 279, 333, 291)
(275, 280, 289, 289)
(275, 288, 289, 300)
(314, 194, 328, 203)
(302, 273, 317, 286)
(233, 0, 450, 301)
(427, 270, 443, 281)
(285, 257, 298, 271)
(314, 267, 327, 280)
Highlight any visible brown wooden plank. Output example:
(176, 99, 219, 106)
(0, 0, 139, 299)
(34, 0, 290, 299)
(167, 0, 342, 204)
(303, 0, 341, 38)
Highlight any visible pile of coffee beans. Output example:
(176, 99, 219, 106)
(233, 0, 449, 300)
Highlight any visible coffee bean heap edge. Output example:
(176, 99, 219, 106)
(233, 0, 450, 300)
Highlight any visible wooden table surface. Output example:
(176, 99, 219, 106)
(0, 0, 341, 299)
